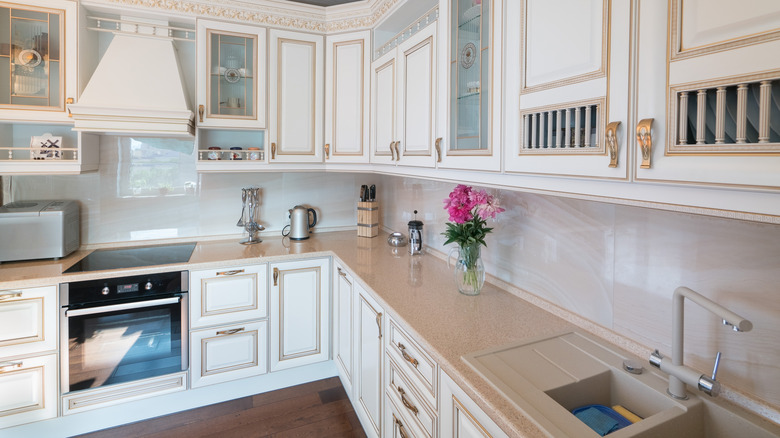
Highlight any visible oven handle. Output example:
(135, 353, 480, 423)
(64, 296, 182, 317)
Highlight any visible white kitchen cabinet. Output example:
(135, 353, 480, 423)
(196, 19, 266, 129)
(269, 29, 324, 163)
(189, 264, 267, 329)
(333, 261, 355, 395)
(633, 0, 780, 190)
(437, 0, 502, 172)
(370, 21, 438, 168)
(384, 356, 437, 438)
(325, 31, 370, 163)
(503, 0, 631, 180)
(353, 282, 384, 438)
(386, 317, 438, 411)
(190, 320, 267, 388)
(269, 258, 330, 372)
(0, 353, 58, 429)
(0, 0, 77, 124)
(0, 286, 56, 358)
(440, 370, 508, 438)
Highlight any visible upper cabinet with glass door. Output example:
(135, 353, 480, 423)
(634, 0, 780, 193)
(438, 0, 501, 171)
(196, 19, 266, 129)
(503, 0, 630, 180)
(0, 0, 76, 123)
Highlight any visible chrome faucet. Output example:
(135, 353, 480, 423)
(649, 286, 753, 399)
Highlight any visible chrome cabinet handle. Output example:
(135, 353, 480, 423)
(397, 342, 419, 368)
(0, 291, 23, 301)
(0, 361, 23, 373)
(606, 121, 621, 168)
(216, 327, 245, 336)
(216, 269, 244, 276)
(273, 267, 279, 286)
(396, 386, 419, 415)
(376, 312, 383, 339)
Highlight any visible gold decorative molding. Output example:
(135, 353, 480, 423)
(103, 0, 401, 33)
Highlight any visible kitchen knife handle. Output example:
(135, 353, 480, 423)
(271, 142, 277, 160)
(273, 267, 279, 286)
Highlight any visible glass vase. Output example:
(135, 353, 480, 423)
(449, 242, 485, 296)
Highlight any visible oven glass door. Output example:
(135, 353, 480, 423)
(66, 295, 185, 392)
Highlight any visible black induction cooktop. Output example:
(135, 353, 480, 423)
(64, 242, 197, 273)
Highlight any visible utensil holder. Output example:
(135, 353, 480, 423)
(357, 201, 379, 237)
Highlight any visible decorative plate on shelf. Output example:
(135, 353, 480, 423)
(224, 68, 241, 83)
(461, 42, 476, 69)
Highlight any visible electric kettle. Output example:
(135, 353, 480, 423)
(284, 205, 318, 240)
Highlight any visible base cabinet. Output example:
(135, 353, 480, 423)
(0, 353, 57, 429)
(190, 321, 267, 388)
(353, 282, 384, 438)
(269, 258, 330, 372)
(440, 370, 508, 438)
(333, 262, 355, 395)
(189, 264, 268, 329)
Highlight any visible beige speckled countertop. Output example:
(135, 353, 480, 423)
(0, 231, 581, 437)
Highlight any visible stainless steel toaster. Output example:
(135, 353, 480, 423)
(0, 200, 80, 263)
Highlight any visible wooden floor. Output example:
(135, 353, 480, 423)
(76, 377, 367, 438)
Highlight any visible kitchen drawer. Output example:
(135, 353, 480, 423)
(0, 353, 57, 429)
(0, 286, 57, 358)
(387, 317, 438, 409)
(385, 383, 428, 438)
(190, 320, 267, 388)
(190, 264, 267, 328)
(386, 355, 437, 438)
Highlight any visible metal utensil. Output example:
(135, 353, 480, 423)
(237, 188, 247, 227)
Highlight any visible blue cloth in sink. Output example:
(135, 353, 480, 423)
(572, 404, 632, 436)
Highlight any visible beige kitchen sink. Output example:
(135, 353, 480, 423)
(463, 332, 780, 437)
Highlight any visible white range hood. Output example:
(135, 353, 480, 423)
(69, 22, 194, 137)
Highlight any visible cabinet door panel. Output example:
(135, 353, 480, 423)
(0, 353, 57, 428)
(190, 321, 267, 388)
(397, 23, 437, 167)
(326, 31, 370, 163)
(269, 30, 324, 163)
(270, 258, 330, 372)
(439, 370, 508, 438)
(0, 286, 56, 357)
(333, 263, 354, 394)
(370, 50, 397, 165)
(354, 283, 383, 437)
(190, 264, 267, 329)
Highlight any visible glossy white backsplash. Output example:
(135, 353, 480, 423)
(377, 174, 780, 410)
(5, 136, 369, 244)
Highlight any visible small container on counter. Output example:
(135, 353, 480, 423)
(408, 210, 423, 255)
(248, 147, 262, 160)
(207, 147, 222, 160)
(229, 147, 243, 160)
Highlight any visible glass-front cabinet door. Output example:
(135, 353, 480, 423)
(439, 0, 501, 171)
(0, 0, 76, 122)
(196, 19, 266, 129)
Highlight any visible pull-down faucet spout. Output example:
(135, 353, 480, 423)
(650, 286, 753, 399)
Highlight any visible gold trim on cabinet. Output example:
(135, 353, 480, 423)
(606, 121, 621, 167)
(401, 35, 435, 158)
(200, 274, 259, 317)
(200, 329, 259, 377)
(0, 296, 45, 348)
(669, 0, 780, 61)
(277, 266, 322, 362)
(637, 118, 654, 169)
(452, 395, 494, 438)
(331, 39, 365, 157)
(205, 29, 260, 121)
(276, 38, 317, 157)
(0, 364, 45, 416)
(520, 0, 609, 94)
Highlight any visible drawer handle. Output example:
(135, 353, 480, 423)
(395, 417, 410, 438)
(271, 142, 277, 160)
(606, 121, 621, 168)
(273, 267, 279, 286)
(0, 361, 23, 373)
(216, 327, 245, 336)
(0, 291, 23, 301)
(397, 386, 418, 415)
(198, 104, 205, 123)
(216, 269, 245, 276)
(394, 141, 401, 161)
(324, 143, 330, 159)
(398, 342, 419, 368)
(389, 141, 395, 161)
(435, 137, 442, 163)
(637, 118, 654, 169)
(376, 312, 383, 339)
(337, 267, 348, 278)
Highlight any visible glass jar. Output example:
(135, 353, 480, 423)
(207, 147, 222, 160)
(248, 147, 261, 160)
(229, 147, 243, 160)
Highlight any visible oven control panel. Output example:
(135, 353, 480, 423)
(61, 270, 189, 308)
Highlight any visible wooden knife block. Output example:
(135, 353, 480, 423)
(357, 201, 379, 237)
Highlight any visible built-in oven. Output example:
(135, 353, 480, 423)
(60, 271, 189, 393)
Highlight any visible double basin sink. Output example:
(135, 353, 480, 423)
(463, 332, 780, 437)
